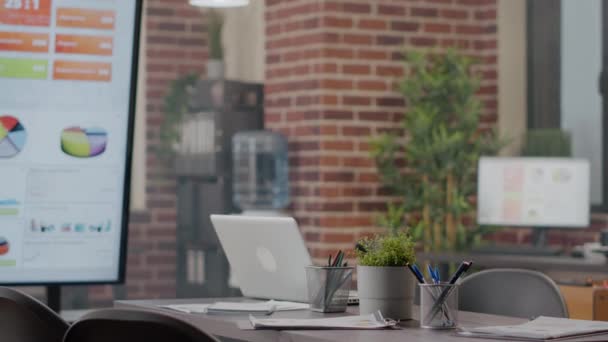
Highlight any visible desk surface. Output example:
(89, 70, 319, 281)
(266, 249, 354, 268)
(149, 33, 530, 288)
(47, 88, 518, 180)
(116, 298, 532, 342)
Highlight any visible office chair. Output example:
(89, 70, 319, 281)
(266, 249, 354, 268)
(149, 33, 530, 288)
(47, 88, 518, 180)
(64, 309, 220, 342)
(0, 286, 69, 342)
(459, 268, 568, 319)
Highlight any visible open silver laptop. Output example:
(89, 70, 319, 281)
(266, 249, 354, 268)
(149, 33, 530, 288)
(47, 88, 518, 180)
(210, 215, 312, 302)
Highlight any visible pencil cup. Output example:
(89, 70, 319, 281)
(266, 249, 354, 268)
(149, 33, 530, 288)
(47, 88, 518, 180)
(419, 283, 459, 329)
(305, 266, 354, 313)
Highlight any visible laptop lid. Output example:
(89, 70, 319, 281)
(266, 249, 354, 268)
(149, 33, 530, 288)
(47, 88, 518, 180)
(210, 215, 312, 302)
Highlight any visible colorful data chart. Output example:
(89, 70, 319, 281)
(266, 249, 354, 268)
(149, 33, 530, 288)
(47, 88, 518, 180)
(0, 116, 27, 158)
(30, 219, 56, 233)
(61, 126, 107, 158)
(53, 60, 111, 82)
(55, 34, 113, 56)
(0, 199, 19, 216)
(56, 8, 116, 30)
(0, 237, 9, 256)
(0, 58, 48, 79)
(0, 31, 49, 53)
(0, 0, 52, 27)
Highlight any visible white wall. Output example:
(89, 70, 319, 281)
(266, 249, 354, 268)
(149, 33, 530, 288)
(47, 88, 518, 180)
(221, 1, 266, 83)
(498, 0, 527, 156)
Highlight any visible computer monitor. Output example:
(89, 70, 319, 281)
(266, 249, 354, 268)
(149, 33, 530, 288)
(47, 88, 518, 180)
(0, 0, 142, 285)
(477, 157, 590, 228)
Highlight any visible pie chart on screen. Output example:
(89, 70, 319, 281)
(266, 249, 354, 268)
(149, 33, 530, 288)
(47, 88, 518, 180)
(0, 237, 9, 256)
(0, 116, 27, 158)
(61, 126, 108, 158)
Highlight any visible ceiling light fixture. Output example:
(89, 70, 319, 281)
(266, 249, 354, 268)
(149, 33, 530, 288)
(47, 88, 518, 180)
(189, 0, 250, 8)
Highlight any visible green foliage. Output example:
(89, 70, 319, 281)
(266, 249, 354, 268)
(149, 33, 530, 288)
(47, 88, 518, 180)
(371, 48, 505, 252)
(208, 10, 224, 60)
(157, 73, 199, 161)
(376, 203, 407, 237)
(356, 232, 416, 267)
(522, 129, 572, 157)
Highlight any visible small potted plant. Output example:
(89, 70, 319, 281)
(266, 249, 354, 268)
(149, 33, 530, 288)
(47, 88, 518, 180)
(355, 204, 416, 320)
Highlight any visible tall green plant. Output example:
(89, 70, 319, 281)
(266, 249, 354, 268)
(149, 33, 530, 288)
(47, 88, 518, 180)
(371, 49, 503, 252)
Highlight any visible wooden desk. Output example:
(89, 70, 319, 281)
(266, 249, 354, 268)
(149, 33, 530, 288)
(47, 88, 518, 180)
(116, 298, 530, 342)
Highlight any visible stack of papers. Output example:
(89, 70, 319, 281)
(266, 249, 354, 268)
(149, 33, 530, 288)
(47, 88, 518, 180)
(459, 316, 608, 341)
(161, 300, 309, 315)
(248, 311, 396, 330)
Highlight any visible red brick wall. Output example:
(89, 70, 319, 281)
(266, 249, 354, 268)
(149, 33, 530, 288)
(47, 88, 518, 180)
(264, 0, 499, 262)
(88, 0, 208, 305)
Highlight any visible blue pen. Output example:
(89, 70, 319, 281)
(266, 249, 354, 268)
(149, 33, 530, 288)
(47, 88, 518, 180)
(412, 264, 426, 284)
(427, 264, 437, 284)
(434, 266, 440, 283)
(407, 264, 425, 284)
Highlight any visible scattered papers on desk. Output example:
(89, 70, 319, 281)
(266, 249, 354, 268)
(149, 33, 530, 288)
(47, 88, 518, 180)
(161, 300, 309, 315)
(248, 311, 397, 330)
(459, 316, 608, 341)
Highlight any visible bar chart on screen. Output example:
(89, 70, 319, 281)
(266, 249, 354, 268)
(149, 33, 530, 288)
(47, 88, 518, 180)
(0, 199, 19, 217)
(0, 166, 26, 218)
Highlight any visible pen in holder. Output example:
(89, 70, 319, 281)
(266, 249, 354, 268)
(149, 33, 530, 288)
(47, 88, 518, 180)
(419, 283, 459, 329)
(305, 266, 354, 313)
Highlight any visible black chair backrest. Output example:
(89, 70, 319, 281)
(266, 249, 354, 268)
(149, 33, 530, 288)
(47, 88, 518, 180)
(64, 309, 220, 342)
(0, 286, 69, 342)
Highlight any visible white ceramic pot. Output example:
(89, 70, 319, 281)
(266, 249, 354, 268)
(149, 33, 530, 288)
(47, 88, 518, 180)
(357, 265, 416, 320)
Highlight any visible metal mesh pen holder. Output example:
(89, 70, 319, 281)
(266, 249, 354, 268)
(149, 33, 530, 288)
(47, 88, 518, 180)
(419, 283, 459, 329)
(305, 266, 353, 313)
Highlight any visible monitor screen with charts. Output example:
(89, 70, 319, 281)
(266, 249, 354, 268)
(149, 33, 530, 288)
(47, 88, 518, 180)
(477, 157, 590, 227)
(0, 0, 141, 284)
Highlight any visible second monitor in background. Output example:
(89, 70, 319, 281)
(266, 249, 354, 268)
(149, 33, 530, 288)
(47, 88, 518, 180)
(477, 157, 590, 255)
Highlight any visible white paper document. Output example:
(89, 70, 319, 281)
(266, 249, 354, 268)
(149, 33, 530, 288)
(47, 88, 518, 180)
(459, 316, 608, 341)
(161, 300, 309, 315)
(248, 311, 396, 330)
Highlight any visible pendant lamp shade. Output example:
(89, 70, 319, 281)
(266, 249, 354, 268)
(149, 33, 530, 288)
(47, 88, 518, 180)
(189, 0, 250, 8)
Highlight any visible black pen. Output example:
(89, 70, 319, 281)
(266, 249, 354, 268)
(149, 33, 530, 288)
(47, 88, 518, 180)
(407, 264, 425, 284)
(338, 252, 345, 267)
(334, 250, 344, 267)
(448, 261, 473, 284)
(331, 250, 340, 267)
(425, 261, 473, 322)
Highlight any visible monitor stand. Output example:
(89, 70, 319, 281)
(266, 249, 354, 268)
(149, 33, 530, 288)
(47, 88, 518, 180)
(47, 285, 61, 313)
(531, 227, 564, 254)
(531, 227, 549, 247)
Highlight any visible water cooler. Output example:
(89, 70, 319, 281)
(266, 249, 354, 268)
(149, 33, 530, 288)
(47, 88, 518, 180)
(232, 131, 290, 216)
